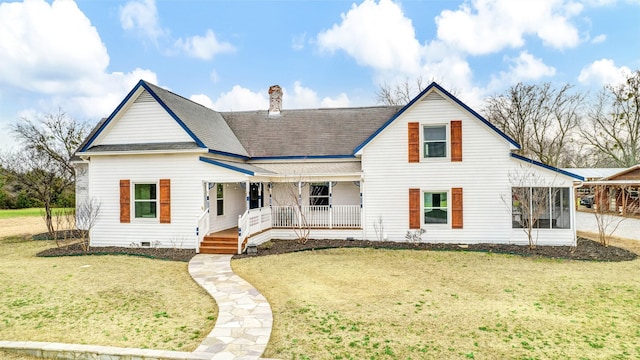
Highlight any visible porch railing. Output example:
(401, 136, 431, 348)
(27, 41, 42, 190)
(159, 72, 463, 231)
(238, 207, 273, 253)
(196, 208, 209, 253)
(271, 205, 361, 228)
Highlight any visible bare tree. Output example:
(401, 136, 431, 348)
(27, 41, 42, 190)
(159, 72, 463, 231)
(377, 76, 426, 106)
(75, 198, 101, 252)
(1, 110, 91, 235)
(484, 82, 585, 167)
(581, 70, 640, 167)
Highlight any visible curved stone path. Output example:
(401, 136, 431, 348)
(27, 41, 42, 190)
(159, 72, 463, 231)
(188, 254, 273, 360)
(0, 254, 274, 360)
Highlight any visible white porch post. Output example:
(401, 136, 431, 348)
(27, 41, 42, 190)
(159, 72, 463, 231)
(245, 180, 250, 211)
(258, 182, 263, 208)
(298, 181, 302, 228)
(360, 179, 365, 235)
(329, 181, 333, 229)
(268, 183, 272, 207)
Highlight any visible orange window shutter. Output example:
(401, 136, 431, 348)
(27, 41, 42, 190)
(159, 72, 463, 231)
(409, 188, 421, 229)
(160, 179, 171, 224)
(408, 122, 420, 163)
(452, 187, 463, 229)
(451, 120, 462, 162)
(120, 180, 130, 223)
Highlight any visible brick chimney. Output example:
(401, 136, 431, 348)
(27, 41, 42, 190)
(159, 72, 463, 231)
(268, 85, 282, 117)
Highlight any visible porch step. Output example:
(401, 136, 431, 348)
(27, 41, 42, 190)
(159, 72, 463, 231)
(200, 235, 238, 255)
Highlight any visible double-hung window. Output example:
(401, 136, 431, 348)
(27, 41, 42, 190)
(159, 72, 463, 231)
(424, 191, 448, 224)
(423, 125, 447, 158)
(309, 183, 329, 206)
(134, 183, 157, 218)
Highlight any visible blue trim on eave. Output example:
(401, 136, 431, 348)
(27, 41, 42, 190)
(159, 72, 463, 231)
(250, 154, 357, 161)
(199, 156, 254, 176)
(79, 80, 207, 152)
(140, 82, 207, 148)
(80, 80, 144, 152)
(510, 153, 584, 181)
(208, 149, 250, 160)
(353, 82, 521, 154)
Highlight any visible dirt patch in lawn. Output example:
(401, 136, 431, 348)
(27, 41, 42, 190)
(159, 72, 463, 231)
(234, 237, 637, 262)
(0, 217, 49, 238)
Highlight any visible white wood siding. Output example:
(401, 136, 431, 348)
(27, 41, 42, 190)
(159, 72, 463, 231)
(95, 91, 193, 145)
(209, 183, 246, 233)
(361, 90, 576, 246)
(88, 154, 249, 248)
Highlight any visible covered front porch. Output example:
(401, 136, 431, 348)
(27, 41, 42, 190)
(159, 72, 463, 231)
(196, 179, 363, 254)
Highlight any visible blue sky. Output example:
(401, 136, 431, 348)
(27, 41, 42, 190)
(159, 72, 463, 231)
(0, 0, 638, 151)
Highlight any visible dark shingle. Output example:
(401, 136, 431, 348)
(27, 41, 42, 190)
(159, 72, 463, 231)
(143, 82, 250, 157)
(222, 106, 402, 157)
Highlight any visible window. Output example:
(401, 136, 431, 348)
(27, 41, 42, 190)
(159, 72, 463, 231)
(134, 183, 157, 218)
(512, 187, 571, 229)
(423, 125, 446, 158)
(424, 191, 447, 224)
(216, 184, 224, 216)
(310, 183, 329, 206)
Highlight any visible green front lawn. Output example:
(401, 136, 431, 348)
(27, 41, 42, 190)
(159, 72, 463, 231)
(0, 236, 216, 351)
(0, 208, 74, 219)
(233, 248, 640, 359)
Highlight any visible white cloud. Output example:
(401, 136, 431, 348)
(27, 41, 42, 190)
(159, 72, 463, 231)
(486, 51, 556, 91)
(292, 33, 307, 51)
(210, 70, 220, 83)
(213, 86, 269, 111)
(578, 59, 632, 87)
(317, 0, 421, 74)
(321, 93, 351, 108)
(591, 34, 606, 44)
(0, 0, 109, 94)
(119, 0, 166, 44)
(284, 81, 351, 108)
(174, 30, 235, 60)
(0, 0, 158, 121)
(435, 0, 582, 55)
(190, 94, 215, 109)
(211, 82, 351, 111)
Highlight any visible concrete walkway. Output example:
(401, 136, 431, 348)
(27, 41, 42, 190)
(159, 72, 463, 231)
(0, 254, 274, 360)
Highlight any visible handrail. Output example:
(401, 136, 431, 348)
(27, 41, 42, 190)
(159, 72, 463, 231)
(238, 207, 273, 254)
(196, 208, 210, 253)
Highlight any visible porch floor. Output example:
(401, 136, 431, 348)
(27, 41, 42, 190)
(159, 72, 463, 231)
(209, 227, 238, 239)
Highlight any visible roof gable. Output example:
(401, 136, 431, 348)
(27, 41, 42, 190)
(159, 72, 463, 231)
(353, 82, 520, 154)
(80, 80, 248, 157)
(603, 164, 640, 180)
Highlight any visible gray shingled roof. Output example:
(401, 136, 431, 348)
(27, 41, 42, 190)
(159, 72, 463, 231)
(143, 81, 250, 157)
(222, 106, 402, 157)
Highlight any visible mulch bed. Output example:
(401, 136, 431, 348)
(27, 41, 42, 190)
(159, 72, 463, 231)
(233, 237, 638, 262)
(35, 235, 638, 262)
(37, 242, 196, 262)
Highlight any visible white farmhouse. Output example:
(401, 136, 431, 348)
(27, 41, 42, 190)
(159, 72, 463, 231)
(74, 80, 583, 253)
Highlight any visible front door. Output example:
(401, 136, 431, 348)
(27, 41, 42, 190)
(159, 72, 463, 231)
(249, 183, 263, 209)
